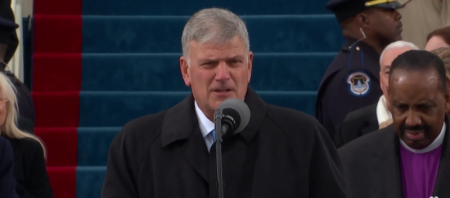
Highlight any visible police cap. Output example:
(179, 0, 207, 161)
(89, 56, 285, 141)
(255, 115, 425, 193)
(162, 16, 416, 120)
(326, 0, 402, 23)
(0, 17, 18, 45)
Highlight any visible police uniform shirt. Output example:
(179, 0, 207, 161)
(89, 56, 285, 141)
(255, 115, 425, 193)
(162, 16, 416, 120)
(316, 37, 383, 139)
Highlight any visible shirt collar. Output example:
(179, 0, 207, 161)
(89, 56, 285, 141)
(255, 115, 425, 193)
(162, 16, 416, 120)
(194, 101, 215, 138)
(194, 98, 246, 138)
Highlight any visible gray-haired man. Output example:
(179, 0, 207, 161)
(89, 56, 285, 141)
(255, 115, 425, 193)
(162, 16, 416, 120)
(101, 8, 348, 198)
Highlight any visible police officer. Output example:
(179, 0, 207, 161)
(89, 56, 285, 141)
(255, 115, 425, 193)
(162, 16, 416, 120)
(316, 0, 403, 138)
(0, 17, 35, 126)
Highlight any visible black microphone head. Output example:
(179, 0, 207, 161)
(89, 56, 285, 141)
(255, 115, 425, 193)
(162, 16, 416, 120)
(218, 98, 251, 134)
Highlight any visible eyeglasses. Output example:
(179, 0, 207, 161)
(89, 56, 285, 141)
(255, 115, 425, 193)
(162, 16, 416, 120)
(0, 99, 8, 107)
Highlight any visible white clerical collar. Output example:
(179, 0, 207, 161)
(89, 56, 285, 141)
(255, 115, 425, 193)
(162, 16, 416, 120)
(400, 123, 446, 153)
(194, 101, 215, 138)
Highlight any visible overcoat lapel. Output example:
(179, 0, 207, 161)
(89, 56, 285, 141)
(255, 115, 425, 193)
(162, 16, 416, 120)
(361, 110, 379, 135)
(160, 87, 267, 186)
(369, 125, 403, 197)
(182, 126, 210, 182)
(161, 93, 209, 182)
(209, 87, 267, 198)
(432, 116, 450, 197)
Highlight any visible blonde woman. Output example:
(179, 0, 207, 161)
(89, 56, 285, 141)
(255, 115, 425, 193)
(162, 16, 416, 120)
(0, 72, 53, 198)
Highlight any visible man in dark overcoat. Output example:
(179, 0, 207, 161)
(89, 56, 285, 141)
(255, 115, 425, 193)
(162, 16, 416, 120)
(101, 8, 348, 198)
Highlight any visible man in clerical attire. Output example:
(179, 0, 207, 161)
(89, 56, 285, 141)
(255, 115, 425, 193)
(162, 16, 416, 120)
(334, 40, 419, 148)
(338, 50, 450, 198)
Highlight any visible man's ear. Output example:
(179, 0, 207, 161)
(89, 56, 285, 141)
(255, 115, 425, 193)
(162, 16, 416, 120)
(444, 91, 450, 113)
(180, 56, 191, 87)
(355, 12, 370, 29)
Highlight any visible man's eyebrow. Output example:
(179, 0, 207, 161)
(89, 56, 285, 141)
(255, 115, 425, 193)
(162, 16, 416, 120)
(229, 55, 245, 60)
(198, 55, 246, 62)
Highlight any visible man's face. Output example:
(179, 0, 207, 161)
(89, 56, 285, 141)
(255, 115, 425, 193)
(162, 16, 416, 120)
(379, 47, 413, 105)
(425, 36, 450, 51)
(365, 8, 403, 45)
(180, 35, 253, 119)
(389, 69, 449, 149)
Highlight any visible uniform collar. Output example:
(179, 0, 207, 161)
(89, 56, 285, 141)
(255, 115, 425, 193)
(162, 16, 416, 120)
(342, 36, 380, 57)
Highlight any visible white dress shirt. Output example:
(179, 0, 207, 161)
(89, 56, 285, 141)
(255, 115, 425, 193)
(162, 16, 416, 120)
(194, 101, 215, 152)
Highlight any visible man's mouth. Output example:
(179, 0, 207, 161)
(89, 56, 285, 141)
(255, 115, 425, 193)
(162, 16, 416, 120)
(213, 89, 232, 93)
(405, 130, 425, 141)
(397, 22, 403, 31)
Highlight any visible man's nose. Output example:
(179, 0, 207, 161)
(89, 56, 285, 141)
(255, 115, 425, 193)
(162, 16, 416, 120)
(405, 111, 422, 127)
(215, 62, 230, 81)
(395, 10, 402, 21)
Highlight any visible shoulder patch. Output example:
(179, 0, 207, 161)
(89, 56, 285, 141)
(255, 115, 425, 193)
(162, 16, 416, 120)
(346, 71, 370, 96)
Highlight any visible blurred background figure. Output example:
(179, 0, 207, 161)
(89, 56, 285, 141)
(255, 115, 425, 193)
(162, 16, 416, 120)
(426, 26, 450, 51)
(0, 0, 18, 64)
(397, 0, 450, 49)
(431, 47, 450, 114)
(0, 0, 34, 126)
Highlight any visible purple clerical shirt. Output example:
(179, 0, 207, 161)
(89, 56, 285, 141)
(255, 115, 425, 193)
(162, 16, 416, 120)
(400, 144, 442, 198)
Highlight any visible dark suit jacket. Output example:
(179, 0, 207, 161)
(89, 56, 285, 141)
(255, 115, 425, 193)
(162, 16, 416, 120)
(338, 117, 450, 198)
(102, 88, 348, 198)
(5, 137, 53, 198)
(0, 136, 19, 198)
(334, 104, 378, 148)
(18, 116, 34, 134)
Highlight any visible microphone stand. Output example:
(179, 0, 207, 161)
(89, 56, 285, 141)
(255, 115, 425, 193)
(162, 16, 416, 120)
(214, 108, 236, 198)
(214, 109, 225, 198)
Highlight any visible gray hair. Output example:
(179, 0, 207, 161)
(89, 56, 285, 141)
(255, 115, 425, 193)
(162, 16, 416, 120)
(181, 8, 250, 62)
(380, 41, 420, 65)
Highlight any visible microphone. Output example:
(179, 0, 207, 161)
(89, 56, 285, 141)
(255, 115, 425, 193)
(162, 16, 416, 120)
(213, 98, 251, 198)
(341, 27, 367, 52)
(215, 98, 251, 137)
